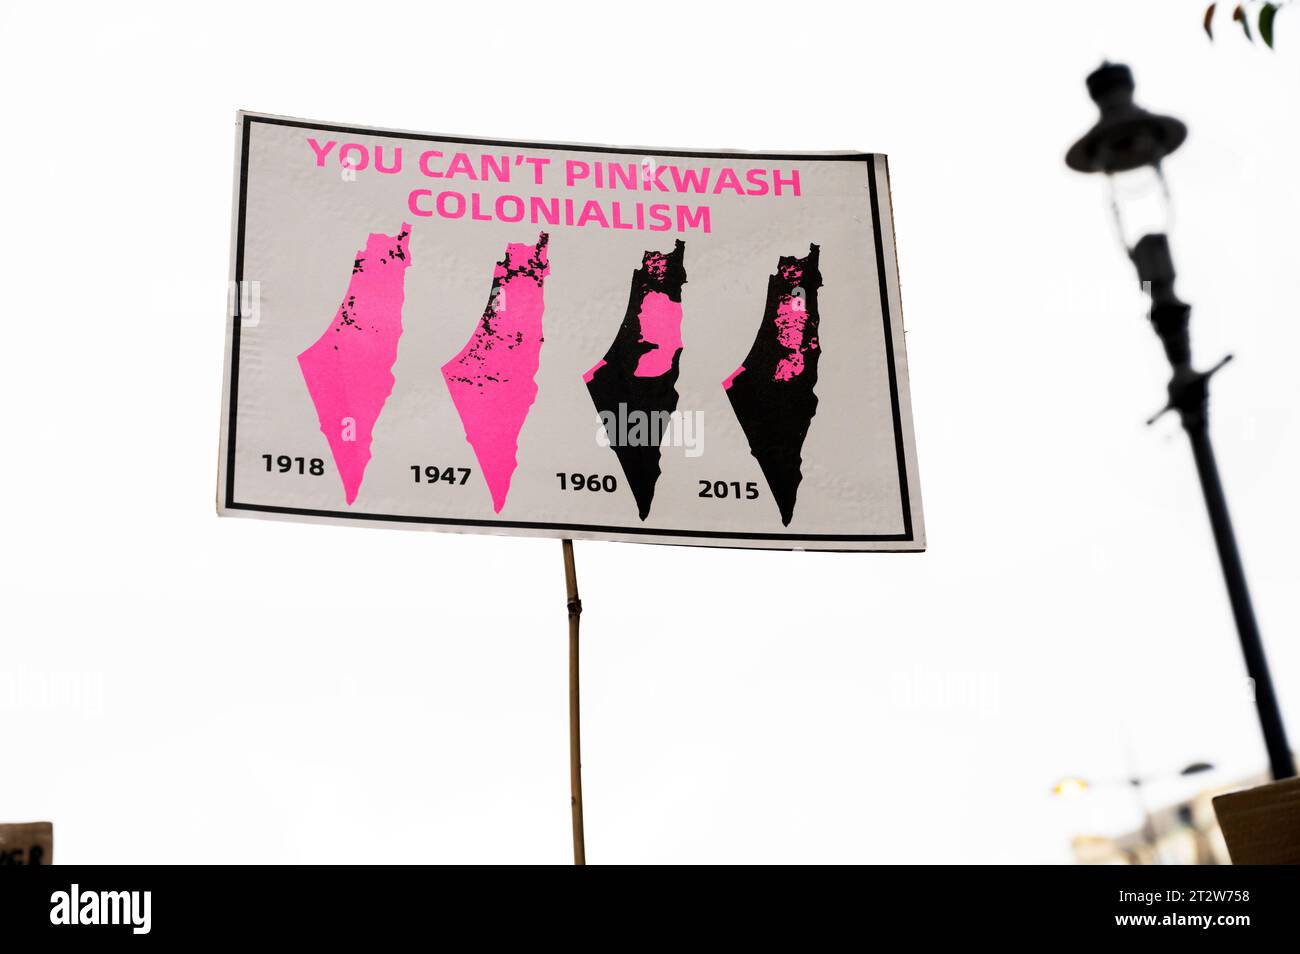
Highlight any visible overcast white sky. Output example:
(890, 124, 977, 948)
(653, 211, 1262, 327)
(2, 1, 1298, 863)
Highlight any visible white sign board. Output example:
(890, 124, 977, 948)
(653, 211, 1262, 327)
(217, 112, 924, 550)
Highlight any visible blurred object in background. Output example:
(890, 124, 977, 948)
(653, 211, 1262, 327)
(1054, 763, 1262, 864)
(1213, 776, 1300, 864)
(0, 822, 52, 865)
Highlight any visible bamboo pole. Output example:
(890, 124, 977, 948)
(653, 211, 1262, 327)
(561, 538, 586, 865)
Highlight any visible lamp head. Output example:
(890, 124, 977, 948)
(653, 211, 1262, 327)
(1067, 63, 1187, 254)
(1066, 63, 1187, 174)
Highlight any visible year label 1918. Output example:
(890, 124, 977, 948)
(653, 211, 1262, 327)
(263, 454, 325, 475)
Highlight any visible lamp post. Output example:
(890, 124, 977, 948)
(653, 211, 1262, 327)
(1066, 62, 1296, 781)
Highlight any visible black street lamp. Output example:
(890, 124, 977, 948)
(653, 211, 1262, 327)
(1066, 62, 1296, 781)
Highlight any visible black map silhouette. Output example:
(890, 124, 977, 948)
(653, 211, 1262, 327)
(724, 244, 823, 526)
(585, 241, 687, 520)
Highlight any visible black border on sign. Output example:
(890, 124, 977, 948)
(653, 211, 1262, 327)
(224, 115, 914, 543)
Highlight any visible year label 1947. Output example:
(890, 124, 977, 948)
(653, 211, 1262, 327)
(411, 465, 471, 485)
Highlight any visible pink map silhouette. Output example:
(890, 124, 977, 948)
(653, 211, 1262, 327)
(771, 259, 816, 381)
(631, 289, 683, 377)
(441, 233, 549, 513)
(298, 223, 412, 505)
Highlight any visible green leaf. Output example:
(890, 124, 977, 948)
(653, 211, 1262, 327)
(1260, 2, 1278, 48)
(1205, 2, 1217, 39)
(1234, 4, 1254, 42)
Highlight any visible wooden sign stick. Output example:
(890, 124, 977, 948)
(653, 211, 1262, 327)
(561, 539, 586, 865)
